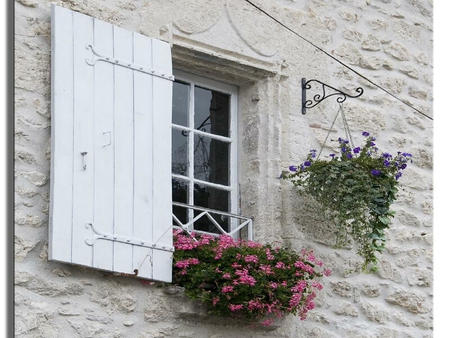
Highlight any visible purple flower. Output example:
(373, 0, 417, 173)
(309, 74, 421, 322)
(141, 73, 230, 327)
(289, 166, 297, 172)
(304, 161, 312, 167)
(383, 153, 392, 158)
(341, 147, 347, 153)
(395, 172, 402, 180)
(329, 154, 335, 158)
(371, 169, 381, 176)
(353, 147, 361, 154)
(383, 160, 390, 167)
(400, 163, 407, 170)
(347, 153, 353, 159)
(370, 142, 376, 147)
(402, 152, 412, 157)
(362, 131, 370, 137)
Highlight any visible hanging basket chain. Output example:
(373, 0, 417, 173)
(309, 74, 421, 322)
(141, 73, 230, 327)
(317, 108, 340, 160)
(317, 103, 355, 160)
(340, 103, 354, 150)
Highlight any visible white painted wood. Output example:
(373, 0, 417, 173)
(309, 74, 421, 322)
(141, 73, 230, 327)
(112, 25, 135, 274)
(151, 38, 174, 282)
(92, 17, 115, 271)
(71, 6, 95, 268)
(132, 32, 155, 280)
(49, 5, 74, 263)
(50, 5, 173, 282)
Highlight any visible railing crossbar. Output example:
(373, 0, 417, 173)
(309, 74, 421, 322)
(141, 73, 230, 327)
(171, 202, 253, 240)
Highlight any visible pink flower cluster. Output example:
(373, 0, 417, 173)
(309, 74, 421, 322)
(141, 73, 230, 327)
(172, 230, 331, 326)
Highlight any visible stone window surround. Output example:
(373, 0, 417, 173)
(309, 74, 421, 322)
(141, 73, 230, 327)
(171, 41, 287, 241)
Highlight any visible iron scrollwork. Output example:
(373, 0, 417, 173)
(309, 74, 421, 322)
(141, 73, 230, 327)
(301, 78, 364, 115)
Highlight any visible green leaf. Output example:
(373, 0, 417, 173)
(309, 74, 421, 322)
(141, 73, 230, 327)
(378, 216, 392, 225)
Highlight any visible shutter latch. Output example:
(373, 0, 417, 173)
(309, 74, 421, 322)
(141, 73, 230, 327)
(84, 222, 174, 252)
(85, 44, 174, 82)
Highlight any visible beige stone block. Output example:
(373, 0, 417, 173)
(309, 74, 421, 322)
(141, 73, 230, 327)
(385, 289, 430, 314)
(15, 236, 36, 262)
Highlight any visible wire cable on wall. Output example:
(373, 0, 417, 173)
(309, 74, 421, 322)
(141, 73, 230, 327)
(244, 0, 433, 121)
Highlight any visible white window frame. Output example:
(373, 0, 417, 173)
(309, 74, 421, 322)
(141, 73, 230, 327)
(171, 70, 240, 235)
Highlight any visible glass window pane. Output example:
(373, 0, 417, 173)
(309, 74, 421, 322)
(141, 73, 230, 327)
(172, 81, 189, 127)
(193, 134, 229, 185)
(194, 86, 229, 137)
(193, 183, 229, 233)
(172, 129, 189, 176)
(172, 178, 189, 226)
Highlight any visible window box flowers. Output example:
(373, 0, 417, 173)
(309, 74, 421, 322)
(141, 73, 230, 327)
(171, 230, 330, 326)
(284, 132, 412, 273)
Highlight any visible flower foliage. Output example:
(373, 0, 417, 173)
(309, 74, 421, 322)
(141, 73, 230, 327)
(284, 132, 413, 273)
(172, 230, 330, 326)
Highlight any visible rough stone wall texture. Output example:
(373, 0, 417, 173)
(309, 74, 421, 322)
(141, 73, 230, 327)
(15, 0, 433, 337)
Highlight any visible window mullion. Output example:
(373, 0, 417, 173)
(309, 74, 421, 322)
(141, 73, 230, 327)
(188, 82, 195, 228)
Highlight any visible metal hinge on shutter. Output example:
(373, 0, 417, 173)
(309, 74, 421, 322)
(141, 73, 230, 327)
(85, 44, 174, 81)
(84, 222, 174, 252)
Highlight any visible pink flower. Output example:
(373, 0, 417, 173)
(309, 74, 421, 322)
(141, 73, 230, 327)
(221, 285, 234, 293)
(248, 300, 263, 310)
(212, 297, 220, 305)
(270, 282, 278, 289)
(246, 240, 263, 248)
(244, 255, 259, 264)
(312, 281, 323, 290)
(174, 260, 190, 268)
(238, 275, 256, 286)
(266, 248, 275, 260)
(261, 318, 274, 326)
(275, 261, 286, 269)
(294, 261, 314, 274)
(291, 280, 307, 293)
(229, 304, 244, 311)
(259, 264, 273, 274)
(222, 273, 231, 279)
(289, 293, 302, 308)
(189, 258, 199, 265)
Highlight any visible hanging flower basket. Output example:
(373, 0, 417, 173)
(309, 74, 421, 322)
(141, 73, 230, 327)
(284, 132, 412, 273)
(171, 230, 331, 326)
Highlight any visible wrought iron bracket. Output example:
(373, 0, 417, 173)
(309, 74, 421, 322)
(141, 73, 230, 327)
(301, 78, 364, 115)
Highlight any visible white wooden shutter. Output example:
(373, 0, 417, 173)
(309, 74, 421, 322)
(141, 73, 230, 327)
(49, 5, 173, 282)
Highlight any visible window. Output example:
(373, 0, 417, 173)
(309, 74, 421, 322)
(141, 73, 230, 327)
(171, 71, 239, 235)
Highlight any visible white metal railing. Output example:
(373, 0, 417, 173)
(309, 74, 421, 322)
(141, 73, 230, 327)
(172, 202, 253, 240)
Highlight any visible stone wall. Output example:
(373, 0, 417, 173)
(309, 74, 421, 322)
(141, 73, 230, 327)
(15, 0, 433, 337)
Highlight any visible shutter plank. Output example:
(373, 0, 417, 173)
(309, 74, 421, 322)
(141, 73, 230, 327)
(92, 18, 115, 271)
(113, 25, 134, 273)
(151, 39, 173, 282)
(49, 5, 74, 263)
(132, 32, 154, 279)
(71, 11, 95, 267)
